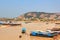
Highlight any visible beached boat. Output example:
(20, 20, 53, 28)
(0, 22, 21, 26)
(30, 30, 58, 38)
(51, 28, 60, 34)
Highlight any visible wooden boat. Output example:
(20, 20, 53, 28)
(0, 23, 21, 26)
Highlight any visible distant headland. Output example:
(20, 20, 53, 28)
(0, 12, 60, 21)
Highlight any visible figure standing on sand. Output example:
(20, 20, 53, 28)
(19, 27, 26, 38)
(22, 27, 26, 34)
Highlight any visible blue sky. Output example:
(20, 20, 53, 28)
(0, 0, 60, 18)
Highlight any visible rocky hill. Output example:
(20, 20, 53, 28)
(0, 12, 60, 21)
(17, 12, 60, 21)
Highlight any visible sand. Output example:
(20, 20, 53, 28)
(0, 22, 60, 40)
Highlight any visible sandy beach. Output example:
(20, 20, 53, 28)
(0, 22, 60, 40)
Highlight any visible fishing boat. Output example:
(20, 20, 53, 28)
(30, 30, 58, 38)
(0, 21, 21, 26)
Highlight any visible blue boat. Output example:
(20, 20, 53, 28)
(39, 32, 57, 37)
(30, 30, 58, 37)
(30, 31, 38, 36)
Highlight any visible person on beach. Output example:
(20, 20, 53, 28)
(19, 27, 26, 38)
(22, 27, 26, 34)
